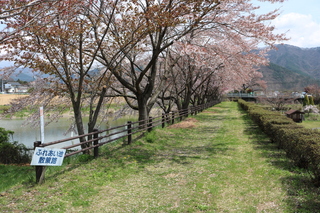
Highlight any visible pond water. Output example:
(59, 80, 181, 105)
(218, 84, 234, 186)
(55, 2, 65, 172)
(0, 116, 136, 149)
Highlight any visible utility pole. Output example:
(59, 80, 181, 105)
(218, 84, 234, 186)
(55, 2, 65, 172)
(0, 78, 3, 93)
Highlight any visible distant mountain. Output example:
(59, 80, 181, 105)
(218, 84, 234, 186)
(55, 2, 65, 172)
(10, 72, 35, 82)
(2, 44, 320, 91)
(259, 63, 320, 91)
(259, 44, 320, 91)
(0, 66, 35, 82)
(267, 44, 320, 79)
(9, 68, 34, 82)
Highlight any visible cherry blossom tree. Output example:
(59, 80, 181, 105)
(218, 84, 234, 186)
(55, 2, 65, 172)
(1, 0, 115, 150)
(156, 0, 284, 111)
(156, 40, 223, 112)
(0, 0, 65, 44)
(241, 75, 267, 94)
(82, 0, 223, 125)
(92, 0, 286, 124)
(304, 85, 320, 104)
(0, 0, 288, 131)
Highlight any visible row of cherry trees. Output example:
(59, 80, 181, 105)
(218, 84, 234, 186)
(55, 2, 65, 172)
(0, 0, 286, 147)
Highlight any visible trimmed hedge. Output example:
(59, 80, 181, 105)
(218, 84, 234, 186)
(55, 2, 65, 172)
(238, 99, 320, 186)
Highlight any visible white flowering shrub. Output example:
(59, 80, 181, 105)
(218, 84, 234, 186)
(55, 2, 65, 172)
(303, 105, 320, 114)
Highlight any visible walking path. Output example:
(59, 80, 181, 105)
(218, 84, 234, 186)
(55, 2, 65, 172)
(85, 102, 294, 212)
(3, 101, 315, 212)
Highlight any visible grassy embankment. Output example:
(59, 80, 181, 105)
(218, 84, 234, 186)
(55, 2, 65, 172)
(1, 102, 320, 212)
(0, 94, 126, 117)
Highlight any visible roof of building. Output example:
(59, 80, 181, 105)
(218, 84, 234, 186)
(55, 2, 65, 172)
(285, 109, 305, 115)
(6, 82, 22, 86)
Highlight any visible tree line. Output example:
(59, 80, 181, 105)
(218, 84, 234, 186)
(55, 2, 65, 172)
(0, 0, 287, 149)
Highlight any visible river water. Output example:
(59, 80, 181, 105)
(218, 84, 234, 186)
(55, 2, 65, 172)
(0, 116, 135, 149)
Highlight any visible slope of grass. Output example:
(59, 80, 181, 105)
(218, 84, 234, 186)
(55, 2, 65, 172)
(1, 102, 320, 212)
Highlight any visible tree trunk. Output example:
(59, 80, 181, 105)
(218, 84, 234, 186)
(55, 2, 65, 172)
(72, 99, 90, 154)
(181, 87, 192, 110)
(88, 86, 107, 134)
(137, 95, 149, 128)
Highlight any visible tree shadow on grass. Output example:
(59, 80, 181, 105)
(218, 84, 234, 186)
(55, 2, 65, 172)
(240, 109, 320, 212)
(195, 114, 226, 121)
(116, 140, 230, 168)
(108, 121, 229, 170)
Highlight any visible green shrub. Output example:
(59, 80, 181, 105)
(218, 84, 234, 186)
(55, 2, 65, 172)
(0, 127, 31, 164)
(0, 105, 10, 113)
(307, 139, 320, 186)
(239, 99, 320, 186)
(310, 96, 315, 105)
(0, 127, 14, 143)
(271, 124, 304, 148)
(145, 131, 157, 143)
(262, 116, 295, 137)
(76, 154, 94, 163)
(303, 95, 310, 106)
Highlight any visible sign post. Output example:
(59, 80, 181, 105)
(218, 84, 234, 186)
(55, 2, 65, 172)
(31, 146, 66, 184)
(40, 106, 45, 143)
(31, 147, 66, 166)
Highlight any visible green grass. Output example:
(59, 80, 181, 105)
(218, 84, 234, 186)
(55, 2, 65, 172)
(0, 165, 34, 192)
(1, 102, 320, 212)
(0, 105, 10, 114)
(298, 113, 320, 129)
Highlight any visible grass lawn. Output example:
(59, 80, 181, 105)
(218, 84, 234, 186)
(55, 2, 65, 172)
(1, 102, 320, 212)
(298, 113, 320, 130)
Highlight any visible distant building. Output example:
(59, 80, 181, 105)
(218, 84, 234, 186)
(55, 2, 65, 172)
(3, 81, 29, 93)
(285, 109, 304, 123)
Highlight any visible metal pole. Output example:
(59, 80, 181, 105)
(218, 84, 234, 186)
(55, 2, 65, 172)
(39, 107, 45, 143)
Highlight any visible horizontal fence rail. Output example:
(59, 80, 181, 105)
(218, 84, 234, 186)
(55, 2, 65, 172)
(33, 101, 220, 183)
(226, 93, 257, 98)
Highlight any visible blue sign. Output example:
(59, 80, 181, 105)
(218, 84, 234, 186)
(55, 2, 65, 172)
(31, 147, 66, 166)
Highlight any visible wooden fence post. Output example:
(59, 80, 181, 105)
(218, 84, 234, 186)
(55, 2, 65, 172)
(172, 112, 175, 124)
(162, 114, 165, 128)
(127, 121, 132, 145)
(34, 141, 45, 184)
(148, 117, 153, 132)
(93, 128, 99, 158)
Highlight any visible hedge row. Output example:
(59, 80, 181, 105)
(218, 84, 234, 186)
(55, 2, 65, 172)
(238, 99, 320, 186)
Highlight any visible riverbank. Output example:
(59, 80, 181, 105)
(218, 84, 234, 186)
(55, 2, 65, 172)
(0, 94, 131, 119)
(1, 102, 319, 212)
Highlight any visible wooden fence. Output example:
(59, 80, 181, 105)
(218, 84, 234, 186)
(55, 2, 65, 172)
(33, 101, 220, 183)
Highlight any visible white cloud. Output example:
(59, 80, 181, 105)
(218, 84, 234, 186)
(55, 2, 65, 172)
(273, 13, 320, 48)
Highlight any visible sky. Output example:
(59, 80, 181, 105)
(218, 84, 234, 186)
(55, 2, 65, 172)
(0, 0, 319, 67)
(252, 0, 320, 48)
